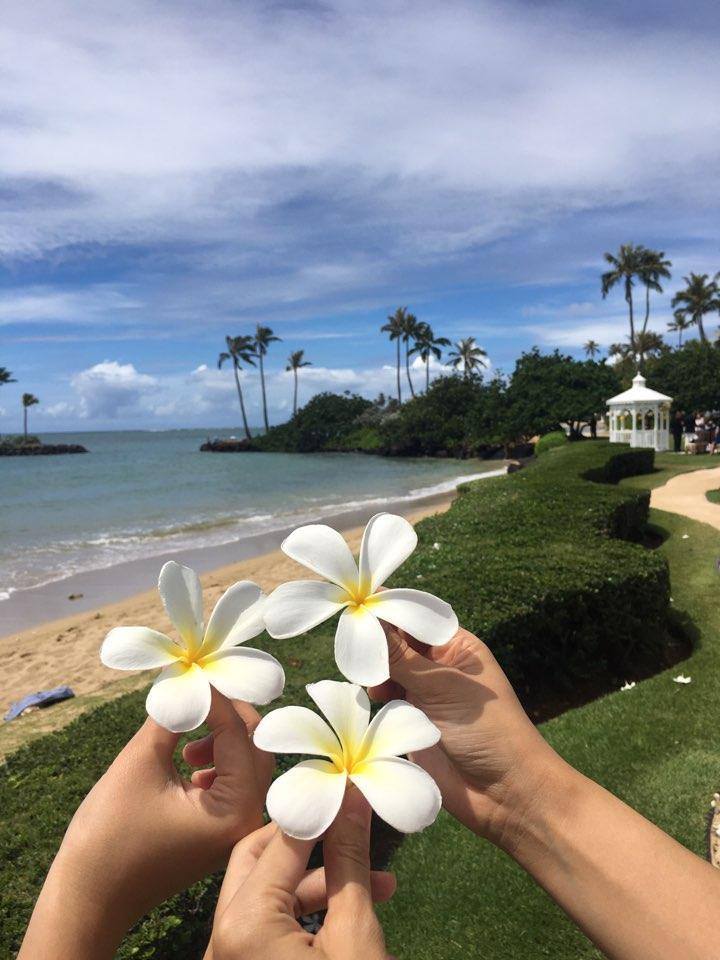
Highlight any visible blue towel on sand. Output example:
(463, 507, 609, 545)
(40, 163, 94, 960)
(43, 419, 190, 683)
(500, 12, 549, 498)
(4, 685, 75, 722)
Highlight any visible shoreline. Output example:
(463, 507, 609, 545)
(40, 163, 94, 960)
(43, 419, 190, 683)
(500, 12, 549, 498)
(0, 490, 457, 736)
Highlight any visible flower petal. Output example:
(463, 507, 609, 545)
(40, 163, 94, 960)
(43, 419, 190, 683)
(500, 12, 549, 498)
(281, 524, 358, 591)
(371, 588, 458, 647)
(350, 757, 441, 833)
(202, 580, 265, 655)
(200, 647, 285, 705)
(263, 580, 348, 639)
(253, 706, 342, 761)
(360, 700, 440, 762)
(267, 759, 347, 840)
(334, 607, 389, 686)
(145, 661, 212, 733)
(100, 626, 179, 670)
(158, 561, 204, 653)
(359, 513, 417, 593)
(306, 680, 370, 753)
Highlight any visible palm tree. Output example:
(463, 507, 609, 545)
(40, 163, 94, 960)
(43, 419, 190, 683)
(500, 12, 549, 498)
(381, 307, 409, 404)
(638, 248, 671, 343)
(218, 335, 257, 440)
(410, 322, 451, 391)
(286, 349, 312, 416)
(667, 311, 691, 348)
(609, 331, 665, 361)
(0, 367, 15, 386)
(601, 243, 648, 354)
(583, 339, 600, 359)
(22, 393, 38, 438)
(446, 337, 488, 379)
(671, 273, 720, 344)
(399, 311, 423, 399)
(253, 324, 281, 432)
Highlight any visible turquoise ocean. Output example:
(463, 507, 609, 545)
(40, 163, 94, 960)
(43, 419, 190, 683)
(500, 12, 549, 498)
(0, 430, 501, 602)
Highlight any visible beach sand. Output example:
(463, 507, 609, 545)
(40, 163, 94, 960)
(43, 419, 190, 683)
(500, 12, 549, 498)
(0, 495, 454, 758)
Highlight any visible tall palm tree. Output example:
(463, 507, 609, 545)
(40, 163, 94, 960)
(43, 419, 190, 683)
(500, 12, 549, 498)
(601, 243, 648, 354)
(638, 248, 671, 343)
(446, 337, 488, 380)
(0, 367, 16, 386)
(218, 335, 256, 440)
(410, 322, 451, 391)
(671, 273, 720, 344)
(609, 331, 665, 361)
(286, 349, 312, 416)
(253, 324, 281, 432)
(399, 311, 422, 398)
(381, 307, 409, 404)
(22, 393, 38, 438)
(583, 339, 600, 359)
(667, 311, 691, 348)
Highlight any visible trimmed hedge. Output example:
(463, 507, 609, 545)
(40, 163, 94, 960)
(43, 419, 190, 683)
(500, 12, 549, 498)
(535, 430, 566, 455)
(0, 442, 671, 959)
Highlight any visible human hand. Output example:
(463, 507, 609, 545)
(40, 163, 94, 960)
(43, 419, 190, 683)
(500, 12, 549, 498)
(209, 787, 394, 960)
(19, 692, 273, 960)
(369, 624, 566, 846)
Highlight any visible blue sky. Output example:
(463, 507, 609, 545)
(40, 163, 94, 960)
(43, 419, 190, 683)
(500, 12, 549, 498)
(0, 0, 718, 431)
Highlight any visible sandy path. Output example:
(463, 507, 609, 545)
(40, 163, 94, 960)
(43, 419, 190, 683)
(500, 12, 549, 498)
(650, 465, 720, 530)
(0, 498, 453, 732)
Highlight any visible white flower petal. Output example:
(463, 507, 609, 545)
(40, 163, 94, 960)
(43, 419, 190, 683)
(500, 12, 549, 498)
(263, 580, 348, 638)
(307, 680, 370, 752)
(281, 524, 358, 591)
(360, 700, 440, 762)
(158, 561, 204, 653)
(334, 607, 389, 686)
(100, 626, 179, 670)
(202, 581, 265, 655)
(350, 757, 441, 833)
(145, 661, 212, 733)
(254, 706, 343, 761)
(266, 759, 347, 840)
(371, 588, 458, 647)
(200, 647, 285, 705)
(359, 513, 417, 593)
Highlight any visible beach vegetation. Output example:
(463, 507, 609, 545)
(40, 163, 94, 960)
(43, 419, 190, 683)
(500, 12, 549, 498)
(381, 307, 410, 405)
(285, 349, 312, 416)
(535, 430, 566, 455)
(251, 391, 375, 453)
(445, 336, 488, 379)
(218, 335, 257, 440)
(21, 393, 38, 439)
(253, 324, 282, 433)
(644, 339, 720, 412)
(0, 366, 15, 386)
(671, 272, 720, 344)
(409, 323, 450, 392)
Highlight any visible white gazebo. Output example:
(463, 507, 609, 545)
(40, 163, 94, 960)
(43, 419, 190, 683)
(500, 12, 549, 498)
(607, 373, 673, 451)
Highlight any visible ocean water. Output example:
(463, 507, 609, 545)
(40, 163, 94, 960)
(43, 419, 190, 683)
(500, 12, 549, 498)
(0, 430, 500, 600)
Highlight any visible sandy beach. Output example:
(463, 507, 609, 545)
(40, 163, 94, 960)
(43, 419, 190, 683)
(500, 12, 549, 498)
(0, 494, 455, 753)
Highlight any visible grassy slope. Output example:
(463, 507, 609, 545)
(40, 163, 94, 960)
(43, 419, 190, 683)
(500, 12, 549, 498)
(621, 450, 720, 491)
(707, 488, 720, 505)
(379, 503, 719, 959)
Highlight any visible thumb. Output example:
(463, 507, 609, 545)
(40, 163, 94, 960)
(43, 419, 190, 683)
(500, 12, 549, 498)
(384, 624, 440, 696)
(204, 690, 259, 787)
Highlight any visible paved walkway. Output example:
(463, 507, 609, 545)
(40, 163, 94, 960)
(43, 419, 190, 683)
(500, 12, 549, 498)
(650, 464, 720, 531)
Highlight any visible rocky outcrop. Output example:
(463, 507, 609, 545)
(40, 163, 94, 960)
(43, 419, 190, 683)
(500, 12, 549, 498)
(0, 443, 88, 456)
(200, 438, 256, 452)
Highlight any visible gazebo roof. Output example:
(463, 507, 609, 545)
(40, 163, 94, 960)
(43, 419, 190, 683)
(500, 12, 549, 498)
(607, 372, 672, 406)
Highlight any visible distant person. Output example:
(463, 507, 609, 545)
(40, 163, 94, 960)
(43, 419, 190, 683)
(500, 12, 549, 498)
(671, 411, 684, 453)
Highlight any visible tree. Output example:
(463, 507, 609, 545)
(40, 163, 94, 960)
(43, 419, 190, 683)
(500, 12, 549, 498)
(410, 322, 451, 391)
(286, 349, 312, 416)
(446, 337, 488, 379)
(218, 335, 257, 440)
(22, 393, 38, 438)
(601, 243, 648, 354)
(399, 311, 422, 398)
(583, 340, 600, 359)
(253, 324, 281, 433)
(667, 311, 691, 348)
(0, 367, 15, 386)
(645, 340, 720, 413)
(671, 273, 720, 344)
(637, 248, 672, 345)
(381, 307, 409, 404)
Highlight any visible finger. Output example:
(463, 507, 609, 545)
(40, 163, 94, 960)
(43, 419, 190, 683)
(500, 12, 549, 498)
(234, 700, 275, 790)
(191, 767, 217, 790)
(130, 716, 182, 776)
(204, 690, 259, 786)
(324, 785, 373, 909)
(295, 867, 396, 916)
(233, 699, 262, 736)
(366, 679, 405, 703)
(183, 732, 214, 767)
(215, 823, 279, 916)
(383, 623, 441, 694)
(244, 825, 315, 910)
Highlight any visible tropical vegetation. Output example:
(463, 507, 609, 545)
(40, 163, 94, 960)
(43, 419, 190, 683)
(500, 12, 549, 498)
(285, 349, 312, 416)
(217, 335, 257, 440)
(21, 393, 39, 439)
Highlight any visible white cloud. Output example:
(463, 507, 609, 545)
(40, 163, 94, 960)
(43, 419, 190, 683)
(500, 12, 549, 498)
(71, 361, 157, 419)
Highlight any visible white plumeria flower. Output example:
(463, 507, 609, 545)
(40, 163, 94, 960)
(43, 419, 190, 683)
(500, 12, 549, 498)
(673, 673, 692, 684)
(254, 680, 442, 840)
(100, 561, 285, 732)
(620, 681, 636, 691)
(263, 513, 459, 685)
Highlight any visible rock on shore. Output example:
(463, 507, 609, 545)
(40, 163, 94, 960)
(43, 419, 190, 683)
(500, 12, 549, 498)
(0, 443, 88, 456)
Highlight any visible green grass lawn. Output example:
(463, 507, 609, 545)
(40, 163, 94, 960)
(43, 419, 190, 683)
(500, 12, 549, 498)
(378, 498, 720, 959)
(707, 488, 720, 505)
(620, 449, 720, 491)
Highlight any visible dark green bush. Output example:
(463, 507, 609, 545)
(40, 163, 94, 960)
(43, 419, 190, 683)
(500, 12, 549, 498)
(535, 431, 566, 455)
(252, 392, 374, 453)
(0, 442, 669, 959)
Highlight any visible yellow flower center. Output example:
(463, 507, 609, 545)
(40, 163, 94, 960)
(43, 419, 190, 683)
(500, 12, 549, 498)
(345, 578, 378, 614)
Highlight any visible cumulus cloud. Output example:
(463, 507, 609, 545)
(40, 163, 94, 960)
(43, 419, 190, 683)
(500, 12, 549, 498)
(71, 361, 157, 419)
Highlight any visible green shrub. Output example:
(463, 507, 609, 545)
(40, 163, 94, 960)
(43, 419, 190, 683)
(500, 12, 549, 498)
(535, 431, 566, 455)
(0, 442, 670, 959)
(252, 392, 374, 453)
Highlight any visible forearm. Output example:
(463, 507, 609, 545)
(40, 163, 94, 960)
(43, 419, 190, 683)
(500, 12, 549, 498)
(497, 756, 720, 960)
